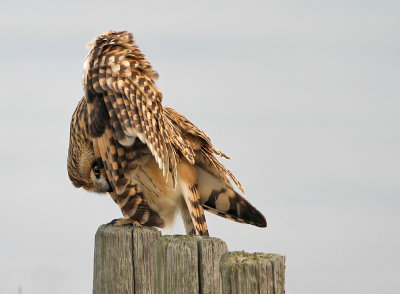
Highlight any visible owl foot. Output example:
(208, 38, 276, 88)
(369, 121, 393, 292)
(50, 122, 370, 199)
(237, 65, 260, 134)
(106, 218, 120, 225)
(107, 218, 142, 227)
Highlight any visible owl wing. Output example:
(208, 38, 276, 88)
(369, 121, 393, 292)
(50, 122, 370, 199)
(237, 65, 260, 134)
(83, 31, 175, 226)
(163, 107, 244, 194)
(163, 107, 266, 228)
(85, 32, 176, 190)
(90, 125, 164, 227)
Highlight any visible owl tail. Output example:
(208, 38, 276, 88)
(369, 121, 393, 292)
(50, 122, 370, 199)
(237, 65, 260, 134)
(195, 166, 267, 228)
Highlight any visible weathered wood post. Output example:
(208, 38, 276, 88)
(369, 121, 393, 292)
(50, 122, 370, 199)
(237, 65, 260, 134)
(220, 252, 285, 294)
(93, 225, 161, 294)
(92, 225, 285, 294)
(153, 235, 228, 293)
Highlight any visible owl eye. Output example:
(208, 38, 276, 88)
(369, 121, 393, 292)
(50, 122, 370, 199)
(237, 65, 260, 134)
(92, 162, 101, 179)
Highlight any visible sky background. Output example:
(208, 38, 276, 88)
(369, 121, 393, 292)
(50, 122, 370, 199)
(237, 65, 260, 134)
(1, 1, 399, 293)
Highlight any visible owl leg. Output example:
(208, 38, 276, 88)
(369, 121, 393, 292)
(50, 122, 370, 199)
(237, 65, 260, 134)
(110, 185, 165, 228)
(179, 197, 196, 235)
(177, 162, 209, 236)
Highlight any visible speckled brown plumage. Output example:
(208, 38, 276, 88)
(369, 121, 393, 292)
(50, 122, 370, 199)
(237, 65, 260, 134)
(67, 30, 266, 235)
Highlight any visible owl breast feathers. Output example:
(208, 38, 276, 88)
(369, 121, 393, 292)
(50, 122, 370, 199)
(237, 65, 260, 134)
(67, 30, 266, 236)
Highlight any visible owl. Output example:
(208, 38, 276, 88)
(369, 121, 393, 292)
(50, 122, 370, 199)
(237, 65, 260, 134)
(67, 31, 266, 236)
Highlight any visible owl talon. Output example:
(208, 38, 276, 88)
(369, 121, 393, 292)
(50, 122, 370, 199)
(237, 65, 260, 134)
(130, 221, 141, 227)
(107, 218, 120, 225)
(110, 218, 142, 227)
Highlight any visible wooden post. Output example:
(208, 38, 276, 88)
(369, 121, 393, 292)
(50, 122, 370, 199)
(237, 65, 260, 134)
(92, 225, 285, 294)
(220, 252, 286, 294)
(153, 235, 228, 294)
(93, 224, 161, 294)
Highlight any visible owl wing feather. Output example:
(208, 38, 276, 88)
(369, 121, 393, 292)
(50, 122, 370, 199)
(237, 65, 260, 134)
(91, 118, 165, 227)
(163, 107, 266, 228)
(83, 31, 173, 226)
(163, 107, 245, 194)
(85, 31, 176, 188)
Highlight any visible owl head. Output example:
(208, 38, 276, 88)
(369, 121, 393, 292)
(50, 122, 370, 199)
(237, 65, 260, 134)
(67, 141, 112, 193)
(67, 98, 112, 193)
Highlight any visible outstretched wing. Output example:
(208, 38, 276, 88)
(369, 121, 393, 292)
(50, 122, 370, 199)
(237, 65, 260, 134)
(162, 107, 266, 228)
(90, 115, 165, 227)
(163, 106, 245, 194)
(84, 31, 177, 192)
(82, 31, 175, 226)
(162, 107, 267, 229)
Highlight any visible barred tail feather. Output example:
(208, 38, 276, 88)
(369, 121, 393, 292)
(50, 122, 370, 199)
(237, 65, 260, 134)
(196, 166, 267, 228)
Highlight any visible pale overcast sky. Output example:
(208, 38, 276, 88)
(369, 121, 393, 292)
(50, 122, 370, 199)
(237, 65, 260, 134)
(1, 1, 399, 293)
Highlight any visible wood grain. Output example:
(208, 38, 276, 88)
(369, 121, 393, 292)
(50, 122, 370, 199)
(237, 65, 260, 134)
(93, 225, 134, 294)
(153, 235, 199, 294)
(197, 237, 228, 294)
(153, 235, 228, 294)
(92, 224, 161, 294)
(220, 251, 285, 294)
(132, 226, 161, 294)
(92, 225, 285, 294)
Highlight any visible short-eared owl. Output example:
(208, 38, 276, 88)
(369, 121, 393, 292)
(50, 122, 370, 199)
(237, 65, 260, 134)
(67, 31, 266, 235)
